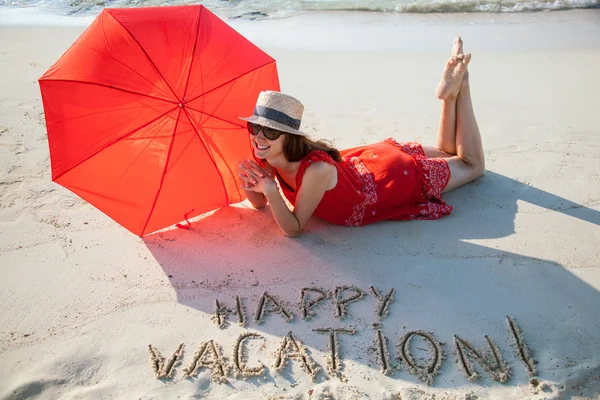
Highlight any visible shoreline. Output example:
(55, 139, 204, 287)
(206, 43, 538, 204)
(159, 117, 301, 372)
(1, 10, 599, 53)
(1, 5, 600, 24)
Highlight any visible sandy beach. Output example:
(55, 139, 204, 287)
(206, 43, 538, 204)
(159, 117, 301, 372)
(1, 9, 599, 399)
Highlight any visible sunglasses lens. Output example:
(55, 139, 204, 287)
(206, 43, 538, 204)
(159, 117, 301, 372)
(248, 123, 283, 140)
(247, 122, 260, 135)
(263, 128, 282, 140)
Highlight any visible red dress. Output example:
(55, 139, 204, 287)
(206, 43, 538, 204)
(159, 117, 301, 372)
(276, 138, 452, 227)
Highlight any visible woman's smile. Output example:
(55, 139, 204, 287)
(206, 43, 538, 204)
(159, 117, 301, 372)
(253, 140, 270, 151)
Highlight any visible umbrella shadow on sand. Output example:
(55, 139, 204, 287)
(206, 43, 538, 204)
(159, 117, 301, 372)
(143, 170, 600, 393)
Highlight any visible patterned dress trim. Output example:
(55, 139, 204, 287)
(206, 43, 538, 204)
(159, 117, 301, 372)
(345, 157, 378, 227)
(384, 137, 452, 220)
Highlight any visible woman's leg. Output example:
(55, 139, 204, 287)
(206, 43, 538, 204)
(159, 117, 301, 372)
(435, 98, 458, 156)
(442, 71, 485, 193)
(435, 37, 463, 156)
(423, 37, 485, 193)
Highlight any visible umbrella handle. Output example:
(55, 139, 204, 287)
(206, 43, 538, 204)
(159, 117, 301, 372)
(176, 209, 195, 230)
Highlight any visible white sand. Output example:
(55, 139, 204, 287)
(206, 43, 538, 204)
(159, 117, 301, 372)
(1, 9, 600, 400)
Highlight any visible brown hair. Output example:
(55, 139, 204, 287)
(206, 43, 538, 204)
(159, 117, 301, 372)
(283, 134, 342, 162)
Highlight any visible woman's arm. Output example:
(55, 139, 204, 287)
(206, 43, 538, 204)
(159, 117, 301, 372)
(244, 189, 267, 209)
(263, 162, 333, 237)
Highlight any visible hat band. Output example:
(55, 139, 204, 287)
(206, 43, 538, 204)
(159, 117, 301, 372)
(254, 105, 301, 130)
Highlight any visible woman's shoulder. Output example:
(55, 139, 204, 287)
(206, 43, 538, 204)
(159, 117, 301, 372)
(297, 150, 338, 190)
(302, 149, 337, 163)
(298, 150, 338, 175)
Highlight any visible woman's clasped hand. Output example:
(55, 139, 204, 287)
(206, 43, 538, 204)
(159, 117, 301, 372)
(237, 159, 276, 194)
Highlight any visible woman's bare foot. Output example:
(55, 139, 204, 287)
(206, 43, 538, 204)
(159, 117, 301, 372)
(454, 36, 464, 57)
(435, 37, 471, 100)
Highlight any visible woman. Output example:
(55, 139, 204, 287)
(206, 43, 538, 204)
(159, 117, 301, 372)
(237, 37, 484, 237)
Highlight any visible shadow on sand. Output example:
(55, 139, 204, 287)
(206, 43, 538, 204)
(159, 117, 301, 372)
(143, 170, 600, 392)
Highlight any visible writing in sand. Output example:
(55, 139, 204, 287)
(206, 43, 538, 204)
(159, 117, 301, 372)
(148, 286, 537, 385)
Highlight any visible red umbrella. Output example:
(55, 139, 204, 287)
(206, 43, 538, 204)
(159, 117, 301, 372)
(39, 5, 279, 236)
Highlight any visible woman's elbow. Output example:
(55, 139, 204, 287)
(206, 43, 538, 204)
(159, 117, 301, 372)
(246, 192, 268, 209)
(249, 197, 268, 209)
(284, 230, 302, 238)
(283, 224, 305, 238)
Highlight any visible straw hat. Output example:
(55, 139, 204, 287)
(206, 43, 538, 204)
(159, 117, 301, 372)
(239, 91, 308, 136)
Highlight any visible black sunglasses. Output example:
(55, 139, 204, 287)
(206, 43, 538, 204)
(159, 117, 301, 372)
(247, 122, 286, 141)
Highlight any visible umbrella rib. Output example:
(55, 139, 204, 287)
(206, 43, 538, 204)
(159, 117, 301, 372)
(185, 59, 277, 104)
(184, 105, 244, 129)
(181, 6, 203, 102)
(40, 79, 178, 105)
(141, 108, 182, 236)
(109, 11, 182, 103)
(182, 107, 231, 206)
(53, 106, 179, 182)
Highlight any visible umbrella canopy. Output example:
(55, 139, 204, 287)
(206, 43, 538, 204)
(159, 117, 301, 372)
(39, 5, 279, 236)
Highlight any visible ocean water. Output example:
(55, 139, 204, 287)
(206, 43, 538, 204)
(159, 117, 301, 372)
(0, 0, 599, 23)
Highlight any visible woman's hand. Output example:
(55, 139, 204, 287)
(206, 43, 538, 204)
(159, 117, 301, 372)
(237, 159, 277, 194)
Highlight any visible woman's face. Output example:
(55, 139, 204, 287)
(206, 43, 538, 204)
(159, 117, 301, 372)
(249, 125, 287, 160)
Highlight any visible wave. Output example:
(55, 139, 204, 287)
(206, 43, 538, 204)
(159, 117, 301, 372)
(1, 0, 599, 21)
(310, 0, 600, 13)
